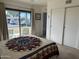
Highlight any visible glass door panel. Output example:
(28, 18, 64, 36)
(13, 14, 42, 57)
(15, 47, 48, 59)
(20, 12, 31, 36)
(26, 12, 32, 34)
(6, 10, 20, 39)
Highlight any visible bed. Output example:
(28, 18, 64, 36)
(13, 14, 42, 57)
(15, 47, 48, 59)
(0, 35, 59, 59)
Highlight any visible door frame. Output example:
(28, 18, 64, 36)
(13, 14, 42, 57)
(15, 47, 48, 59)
(6, 8, 32, 39)
(43, 12, 47, 37)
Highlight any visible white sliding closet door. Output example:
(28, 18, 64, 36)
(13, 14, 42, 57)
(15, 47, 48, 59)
(64, 7, 79, 49)
(51, 8, 65, 44)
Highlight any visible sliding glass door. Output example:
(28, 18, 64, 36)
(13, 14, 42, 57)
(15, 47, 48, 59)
(6, 9, 32, 39)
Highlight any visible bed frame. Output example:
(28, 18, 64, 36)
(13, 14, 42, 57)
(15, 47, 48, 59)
(20, 42, 59, 59)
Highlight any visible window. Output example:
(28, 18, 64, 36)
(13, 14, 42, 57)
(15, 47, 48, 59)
(6, 8, 32, 39)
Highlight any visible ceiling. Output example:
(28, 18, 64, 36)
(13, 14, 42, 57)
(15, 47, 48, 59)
(3, 0, 47, 6)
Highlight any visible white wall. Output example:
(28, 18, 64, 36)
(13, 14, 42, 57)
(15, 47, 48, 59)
(3, 0, 32, 11)
(0, 0, 3, 2)
(2, 0, 47, 37)
(33, 6, 47, 36)
(47, 0, 79, 9)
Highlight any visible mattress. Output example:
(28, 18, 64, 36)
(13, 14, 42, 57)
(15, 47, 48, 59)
(0, 35, 59, 59)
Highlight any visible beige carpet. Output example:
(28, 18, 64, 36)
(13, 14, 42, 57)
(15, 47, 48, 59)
(51, 44, 79, 59)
